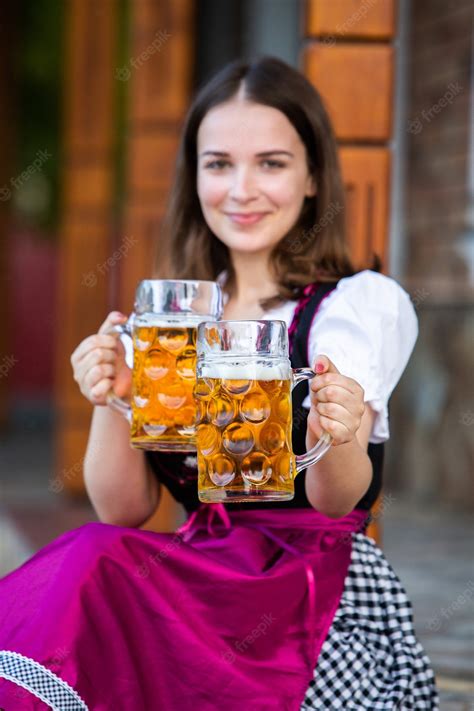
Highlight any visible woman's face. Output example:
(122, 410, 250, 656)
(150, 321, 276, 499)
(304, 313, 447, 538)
(196, 97, 316, 258)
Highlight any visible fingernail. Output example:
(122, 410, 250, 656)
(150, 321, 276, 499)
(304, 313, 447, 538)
(315, 363, 325, 374)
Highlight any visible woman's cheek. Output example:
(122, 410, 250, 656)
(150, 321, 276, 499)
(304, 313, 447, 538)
(198, 177, 230, 209)
(267, 174, 305, 211)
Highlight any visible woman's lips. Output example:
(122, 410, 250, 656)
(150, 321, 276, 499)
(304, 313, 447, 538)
(225, 212, 269, 226)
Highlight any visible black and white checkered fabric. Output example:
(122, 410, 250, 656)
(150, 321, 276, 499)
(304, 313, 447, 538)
(301, 533, 439, 710)
(0, 650, 88, 710)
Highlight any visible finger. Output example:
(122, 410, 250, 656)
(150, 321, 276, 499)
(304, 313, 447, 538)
(313, 354, 340, 375)
(315, 401, 357, 429)
(310, 372, 362, 396)
(71, 334, 118, 366)
(306, 408, 326, 442)
(89, 377, 115, 403)
(98, 311, 128, 335)
(84, 364, 117, 392)
(318, 414, 352, 444)
(310, 384, 356, 407)
(73, 348, 118, 383)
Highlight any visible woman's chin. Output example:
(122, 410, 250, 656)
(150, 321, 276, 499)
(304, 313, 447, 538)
(217, 234, 280, 257)
(229, 244, 275, 258)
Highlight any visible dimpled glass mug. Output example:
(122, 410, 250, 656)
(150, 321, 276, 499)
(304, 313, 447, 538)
(194, 320, 332, 502)
(107, 279, 223, 452)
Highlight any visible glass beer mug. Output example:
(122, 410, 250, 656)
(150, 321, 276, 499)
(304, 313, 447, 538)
(195, 320, 332, 502)
(107, 279, 223, 452)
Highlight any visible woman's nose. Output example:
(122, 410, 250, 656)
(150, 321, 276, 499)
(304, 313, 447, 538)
(228, 167, 259, 201)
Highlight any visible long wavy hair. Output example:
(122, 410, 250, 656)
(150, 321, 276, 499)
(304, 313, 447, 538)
(155, 55, 376, 308)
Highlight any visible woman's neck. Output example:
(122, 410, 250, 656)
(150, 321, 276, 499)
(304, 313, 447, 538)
(221, 252, 279, 320)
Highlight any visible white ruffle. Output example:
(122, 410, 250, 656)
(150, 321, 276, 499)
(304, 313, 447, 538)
(264, 271, 418, 443)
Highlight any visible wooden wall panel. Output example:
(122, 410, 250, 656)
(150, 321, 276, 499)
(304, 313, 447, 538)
(306, 0, 396, 39)
(303, 44, 394, 142)
(132, 0, 194, 124)
(128, 129, 181, 197)
(340, 147, 391, 268)
(63, 163, 114, 211)
(55, 0, 117, 493)
(63, 2, 117, 154)
(119, 0, 194, 318)
(119, 0, 195, 530)
(119, 206, 163, 310)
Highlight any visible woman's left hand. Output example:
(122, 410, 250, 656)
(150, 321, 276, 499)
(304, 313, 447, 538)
(307, 355, 365, 447)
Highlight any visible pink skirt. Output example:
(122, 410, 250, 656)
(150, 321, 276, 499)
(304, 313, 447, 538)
(0, 504, 367, 710)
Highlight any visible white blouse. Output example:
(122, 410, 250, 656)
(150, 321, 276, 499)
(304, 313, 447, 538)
(124, 270, 418, 445)
(260, 270, 418, 444)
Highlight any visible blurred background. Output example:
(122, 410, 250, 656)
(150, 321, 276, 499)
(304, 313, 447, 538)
(0, 1, 472, 707)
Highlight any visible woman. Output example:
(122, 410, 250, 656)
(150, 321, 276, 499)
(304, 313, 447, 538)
(0, 56, 438, 710)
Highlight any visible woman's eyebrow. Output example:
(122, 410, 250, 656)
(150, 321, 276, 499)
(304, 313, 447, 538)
(199, 150, 294, 158)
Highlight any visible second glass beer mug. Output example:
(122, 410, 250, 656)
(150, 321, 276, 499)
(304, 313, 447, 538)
(107, 279, 223, 452)
(195, 320, 332, 502)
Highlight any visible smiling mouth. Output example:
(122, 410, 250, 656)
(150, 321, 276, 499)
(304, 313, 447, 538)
(224, 212, 270, 225)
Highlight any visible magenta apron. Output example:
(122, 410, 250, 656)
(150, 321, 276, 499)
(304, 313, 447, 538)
(0, 504, 367, 710)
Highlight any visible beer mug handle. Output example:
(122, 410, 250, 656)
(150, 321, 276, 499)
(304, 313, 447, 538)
(292, 368, 332, 473)
(103, 321, 133, 423)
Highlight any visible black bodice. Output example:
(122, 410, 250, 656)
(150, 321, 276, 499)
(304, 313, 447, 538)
(146, 282, 383, 513)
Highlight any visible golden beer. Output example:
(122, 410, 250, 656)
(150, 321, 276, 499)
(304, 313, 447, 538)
(130, 324, 197, 449)
(106, 279, 223, 452)
(195, 370, 297, 502)
(195, 319, 331, 502)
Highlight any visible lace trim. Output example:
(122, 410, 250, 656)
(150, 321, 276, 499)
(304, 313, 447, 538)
(0, 650, 89, 710)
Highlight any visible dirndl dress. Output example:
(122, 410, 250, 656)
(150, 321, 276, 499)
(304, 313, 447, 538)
(0, 278, 439, 708)
(0, 505, 439, 710)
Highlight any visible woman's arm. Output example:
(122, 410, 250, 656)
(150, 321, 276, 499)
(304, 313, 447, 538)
(84, 405, 161, 527)
(305, 405, 375, 518)
(71, 311, 161, 527)
(303, 354, 374, 518)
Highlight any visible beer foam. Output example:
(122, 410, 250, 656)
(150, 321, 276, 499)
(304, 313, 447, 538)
(200, 362, 290, 381)
(135, 315, 213, 328)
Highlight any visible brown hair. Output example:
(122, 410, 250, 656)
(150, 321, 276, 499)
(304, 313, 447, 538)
(156, 55, 377, 308)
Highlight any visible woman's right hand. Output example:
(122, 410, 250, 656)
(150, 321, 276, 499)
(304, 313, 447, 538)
(70, 311, 133, 406)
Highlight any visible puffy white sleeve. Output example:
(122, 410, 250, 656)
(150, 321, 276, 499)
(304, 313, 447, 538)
(303, 270, 418, 443)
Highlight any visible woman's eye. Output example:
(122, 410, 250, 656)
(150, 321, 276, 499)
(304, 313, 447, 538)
(204, 160, 229, 169)
(203, 159, 286, 170)
(261, 160, 285, 169)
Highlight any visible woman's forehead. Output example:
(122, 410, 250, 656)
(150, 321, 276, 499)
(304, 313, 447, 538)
(197, 100, 302, 153)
